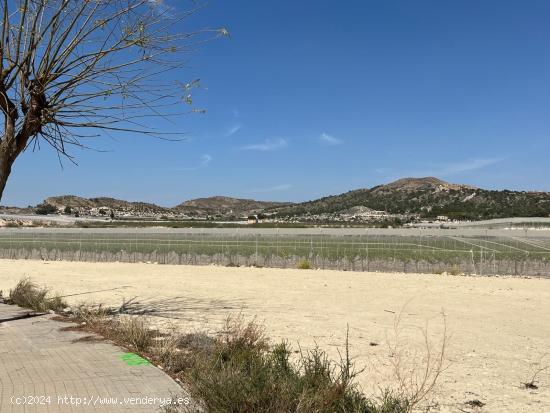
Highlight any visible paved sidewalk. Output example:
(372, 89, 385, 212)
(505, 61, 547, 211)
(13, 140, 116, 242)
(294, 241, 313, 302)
(0, 304, 185, 412)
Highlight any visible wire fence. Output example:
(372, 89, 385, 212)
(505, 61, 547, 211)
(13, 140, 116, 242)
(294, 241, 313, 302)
(1, 228, 550, 276)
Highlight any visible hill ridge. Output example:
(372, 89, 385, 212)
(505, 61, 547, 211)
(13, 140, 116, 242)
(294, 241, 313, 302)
(39, 177, 550, 220)
(272, 177, 550, 220)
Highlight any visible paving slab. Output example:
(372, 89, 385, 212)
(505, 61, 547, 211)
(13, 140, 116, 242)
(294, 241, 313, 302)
(0, 304, 186, 412)
(0, 302, 40, 322)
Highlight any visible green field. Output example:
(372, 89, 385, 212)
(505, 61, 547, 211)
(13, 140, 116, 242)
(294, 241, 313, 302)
(1, 231, 549, 267)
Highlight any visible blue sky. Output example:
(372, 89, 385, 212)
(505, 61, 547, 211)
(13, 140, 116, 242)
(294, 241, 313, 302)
(3, 0, 550, 206)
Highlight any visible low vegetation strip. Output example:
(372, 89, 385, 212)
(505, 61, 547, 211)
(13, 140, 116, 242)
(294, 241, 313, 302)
(1, 231, 550, 276)
(4, 278, 446, 413)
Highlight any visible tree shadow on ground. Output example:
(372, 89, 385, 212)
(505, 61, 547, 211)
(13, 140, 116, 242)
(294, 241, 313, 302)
(114, 296, 246, 320)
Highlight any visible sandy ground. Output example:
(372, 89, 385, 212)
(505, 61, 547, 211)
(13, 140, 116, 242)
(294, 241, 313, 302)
(1, 259, 549, 412)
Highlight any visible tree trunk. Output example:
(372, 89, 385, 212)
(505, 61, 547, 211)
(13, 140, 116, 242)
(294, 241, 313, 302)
(0, 149, 14, 202)
(0, 82, 48, 202)
(0, 130, 19, 203)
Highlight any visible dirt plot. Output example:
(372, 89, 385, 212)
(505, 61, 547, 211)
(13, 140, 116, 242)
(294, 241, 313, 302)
(1, 259, 549, 412)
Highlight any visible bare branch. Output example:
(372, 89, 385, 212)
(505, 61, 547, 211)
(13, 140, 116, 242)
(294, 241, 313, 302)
(0, 0, 223, 199)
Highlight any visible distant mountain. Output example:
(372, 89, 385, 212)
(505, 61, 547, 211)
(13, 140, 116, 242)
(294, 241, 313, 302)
(271, 177, 550, 220)
(41, 195, 290, 219)
(31, 177, 550, 221)
(174, 196, 291, 218)
(44, 195, 168, 213)
(378, 176, 476, 191)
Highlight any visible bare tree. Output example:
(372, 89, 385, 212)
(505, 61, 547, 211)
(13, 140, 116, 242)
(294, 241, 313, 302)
(0, 0, 226, 201)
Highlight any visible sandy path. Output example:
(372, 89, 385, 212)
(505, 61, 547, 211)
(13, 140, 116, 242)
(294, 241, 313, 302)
(1, 259, 549, 412)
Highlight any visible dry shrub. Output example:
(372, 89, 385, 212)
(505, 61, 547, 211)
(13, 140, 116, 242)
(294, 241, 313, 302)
(219, 314, 269, 352)
(8, 277, 67, 312)
(112, 316, 155, 352)
(71, 303, 111, 326)
(69, 305, 155, 352)
(176, 332, 216, 353)
(386, 307, 449, 412)
(153, 332, 215, 375)
(449, 266, 461, 276)
(523, 353, 550, 390)
(65, 306, 417, 413)
(154, 335, 191, 374)
(182, 316, 407, 413)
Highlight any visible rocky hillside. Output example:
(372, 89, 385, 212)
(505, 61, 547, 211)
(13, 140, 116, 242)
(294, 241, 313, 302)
(44, 196, 168, 213)
(271, 177, 550, 220)
(31, 178, 550, 221)
(175, 196, 290, 218)
(41, 195, 290, 218)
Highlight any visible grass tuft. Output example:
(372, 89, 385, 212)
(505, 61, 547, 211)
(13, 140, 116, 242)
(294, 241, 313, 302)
(112, 316, 155, 352)
(7, 278, 67, 312)
(69, 305, 156, 352)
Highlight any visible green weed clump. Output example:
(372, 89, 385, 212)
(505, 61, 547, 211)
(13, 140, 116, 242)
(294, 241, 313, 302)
(297, 260, 312, 269)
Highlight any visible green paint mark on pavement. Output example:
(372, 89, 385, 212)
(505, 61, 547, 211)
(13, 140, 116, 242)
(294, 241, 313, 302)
(120, 352, 150, 366)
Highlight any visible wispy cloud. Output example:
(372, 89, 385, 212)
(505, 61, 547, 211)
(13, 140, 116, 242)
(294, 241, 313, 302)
(175, 154, 212, 171)
(247, 184, 293, 193)
(199, 154, 212, 167)
(225, 123, 242, 137)
(319, 132, 342, 145)
(241, 138, 288, 152)
(375, 157, 507, 179)
(427, 157, 506, 176)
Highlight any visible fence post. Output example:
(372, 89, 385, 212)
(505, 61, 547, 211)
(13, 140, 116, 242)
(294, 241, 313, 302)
(337, 243, 340, 271)
(276, 228, 279, 258)
(365, 228, 369, 272)
(480, 250, 483, 276)
(321, 228, 325, 270)
(255, 235, 259, 266)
